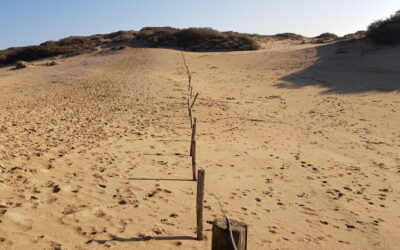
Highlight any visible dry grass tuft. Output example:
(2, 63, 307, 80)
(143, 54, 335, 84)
(14, 60, 28, 69)
(45, 61, 57, 66)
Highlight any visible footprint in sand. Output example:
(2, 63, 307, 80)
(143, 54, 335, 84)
(5, 211, 33, 231)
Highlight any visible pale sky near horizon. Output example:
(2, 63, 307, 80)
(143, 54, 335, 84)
(0, 0, 399, 49)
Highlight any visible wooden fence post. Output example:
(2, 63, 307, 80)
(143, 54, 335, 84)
(189, 108, 193, 129)
(212, 218, 248, 250)
(191, 93, 199, 109)
(187, 71, 191, 90)
(190, 118, 197, 180)
(190, 117, 196, 155)
(196, 169, 205, 240)
(191, 140, 196, 180)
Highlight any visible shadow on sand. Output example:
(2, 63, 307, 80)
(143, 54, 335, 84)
(129, 177, 193, 182)
(276, 41, 400, 94)
(95, 235, 197, 244)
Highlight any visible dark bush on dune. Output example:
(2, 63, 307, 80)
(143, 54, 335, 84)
(273, 33, 303, 40)
(354, 30, 367, 36)
(0, 54, 6, 63)
(342, 30, 366, 40)
(0, 27, 258, 66)
(103, 30, 137, 43)
(313, 32, 339, 44)
(0, 31, 136, 66)
(140, 26, 180, 33)
(316, 32, 338, 39)
(367, 10, 400, 44)
(175, 28, 220, 48)
(1, 45, 76, 65)
(137, 27, 259, 51)
(15, 61, 28, 69)
(136, 27, 180, 47)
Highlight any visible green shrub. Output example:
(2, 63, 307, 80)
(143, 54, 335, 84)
(367, 10, 400, 44)
(273, 33, 303, 40)
(0, 45, 75, 65)
(342, 31, 366, 40)
(316, 32, 338, 39)
(137, 27, 259, 51)
(103, 30, 137, 42)
(15, 60, 28, 69)
(0, 27, 259, 66)
(0, 30, 137, 66)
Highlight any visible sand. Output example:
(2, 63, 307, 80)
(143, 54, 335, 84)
(0, 40, 399, 250)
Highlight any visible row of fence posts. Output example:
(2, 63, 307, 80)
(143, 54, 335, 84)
(182, 53, 247, 249)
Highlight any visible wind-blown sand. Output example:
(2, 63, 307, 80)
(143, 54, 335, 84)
(0, 40, 399, 249)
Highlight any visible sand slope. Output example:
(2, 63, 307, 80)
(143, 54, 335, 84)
(0, 41, 399, 249)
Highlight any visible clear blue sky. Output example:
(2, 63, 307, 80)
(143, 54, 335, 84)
(1, 0, 399, 49)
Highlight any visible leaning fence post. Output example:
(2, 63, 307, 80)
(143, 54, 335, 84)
(189, 108, 193, 128)
(212, 218, 248, 250)
(191, 92, 199, 109)
(196, 169, 205, 240)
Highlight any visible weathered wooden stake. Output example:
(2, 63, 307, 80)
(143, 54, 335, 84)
(191, 139, 196, 180)
(189, 108, 193, 129)
(187, 71, 191, 90)
(190, 118, 196, 157)
(191, 92, 199, 109)
(212, 218, 248, 250)
(196, 169, 205, 239)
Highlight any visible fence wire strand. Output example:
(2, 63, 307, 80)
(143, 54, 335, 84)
(207, 191, 238, 250)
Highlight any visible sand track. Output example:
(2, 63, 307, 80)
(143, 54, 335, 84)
(0, 43, 399, 249)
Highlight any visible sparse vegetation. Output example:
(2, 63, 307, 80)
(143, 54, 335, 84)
(102, 30, 137, 43)
(15, 60, 28, 69)
(316, 32, 338, 39)
(273, 33, 303, 40)
(5, 10, 400, 67)
(342, 31, 366, 40)
(137, 27, 260, 51)
(45, 61, 57, 66)
(313, 32, 339, 44)
(1, 45, 75, 66)
(367, 10, 400, 44)
(0, 31, 136, 66)
(0, 27, 260, 66)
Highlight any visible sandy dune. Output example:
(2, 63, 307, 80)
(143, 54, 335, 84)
(0, 41, 399, 249)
